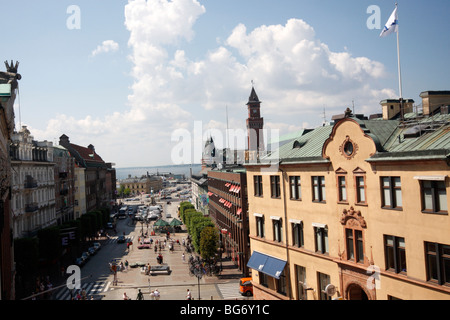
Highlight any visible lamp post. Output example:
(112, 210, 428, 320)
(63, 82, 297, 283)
(191, 260, 204, 300)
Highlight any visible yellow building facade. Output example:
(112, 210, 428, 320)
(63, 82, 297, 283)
(246, 97, 450, 300)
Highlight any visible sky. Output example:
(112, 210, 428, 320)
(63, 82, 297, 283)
(2, 0, 449, 168)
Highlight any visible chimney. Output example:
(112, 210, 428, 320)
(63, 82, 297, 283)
(420, 91, 450, 116)
(380, 99, 414, 120)
(88, 144, 95, 153)
(59, 134, 70, 147)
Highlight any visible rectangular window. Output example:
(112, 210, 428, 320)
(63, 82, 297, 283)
(381, 177, 402, 209)
(346, 228, 364, 263)
(318, 272, 331, 300)
(346, 229, 355, 261)
(314, 226, 329, 254)
(260, 272, 268, 287)
(272, 218, 283, 242)
(421, 180, 447, 214)
(256, 216, 265, 238)
(355, 176, 366, 204)
(292, 222, 304, 248)
(296, 266, 307, 300)
(356, 230, 364, 263)
(338, 176, 347, 202)
(289, 176, 302, 200)
(312, 176, 326, 202)
(277, 270, 287, 295)
(384, 235, 407, 274)
(425, 242, 450, 286)
(254, 175, 263, 197)
(270, 175, 281, 198)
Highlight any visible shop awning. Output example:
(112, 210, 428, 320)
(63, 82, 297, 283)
(246, 251, 287, 279)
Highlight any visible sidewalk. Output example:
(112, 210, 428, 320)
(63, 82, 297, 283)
(101, 226, 244, 300)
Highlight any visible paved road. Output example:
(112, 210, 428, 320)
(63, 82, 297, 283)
(54, 199, 250, 301)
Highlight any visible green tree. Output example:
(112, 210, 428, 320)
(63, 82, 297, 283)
(199, 226, 219, 261)
(179, 202, 195, 222)
(192, 218, 215, 253)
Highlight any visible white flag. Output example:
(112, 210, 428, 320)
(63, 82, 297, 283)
(380, 6, 398, 37)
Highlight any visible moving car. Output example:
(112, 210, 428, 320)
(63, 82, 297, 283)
(117, 235, 126, 243)
(239, 277, 253, 296)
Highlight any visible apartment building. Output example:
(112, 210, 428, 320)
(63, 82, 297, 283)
(59, 134, 115, 213)
(208, 167, 250, 276)
(10, 126, 56, 239)
(245, 91, 450, 300)
(53, 145, 75, 224)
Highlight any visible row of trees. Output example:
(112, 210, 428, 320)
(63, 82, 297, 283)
(179, 202, 219, 262)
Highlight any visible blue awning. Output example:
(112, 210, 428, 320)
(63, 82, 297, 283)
(247, 251, 287, 279)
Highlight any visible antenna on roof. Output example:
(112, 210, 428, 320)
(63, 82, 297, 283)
(321, 106, 327, 126)
(226, 105, 230, 150)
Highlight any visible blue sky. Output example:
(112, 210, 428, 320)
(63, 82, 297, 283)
(2, 0, 449, 167)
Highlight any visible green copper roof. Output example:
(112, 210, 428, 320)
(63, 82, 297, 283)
(260, 113, 449, 165)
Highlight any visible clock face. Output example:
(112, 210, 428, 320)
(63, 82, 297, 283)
(253, 109, 257, 114)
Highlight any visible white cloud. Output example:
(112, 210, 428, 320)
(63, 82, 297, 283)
(91, 40, 119, 57)
(32, 1, 397, 167)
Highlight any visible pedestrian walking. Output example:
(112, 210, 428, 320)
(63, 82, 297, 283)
(150, 290, 155, 300)
(154, 288, 160, 300)
(182, 252, 185, 262)
(136, 289, 144, 300)
(186, 289, 192, 300)
(125, 260, 129, 270)
(123, 292, 130, 300)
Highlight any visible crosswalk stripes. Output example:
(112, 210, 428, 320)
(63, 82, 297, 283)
(103, 235, 134, 245)
(215, 282, 242, 300)
(54, 281, 110, 300)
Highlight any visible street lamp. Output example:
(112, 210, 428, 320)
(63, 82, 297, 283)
(190, 261, 204, 300)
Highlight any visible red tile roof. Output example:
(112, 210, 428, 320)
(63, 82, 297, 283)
(70, 143, 104, 164)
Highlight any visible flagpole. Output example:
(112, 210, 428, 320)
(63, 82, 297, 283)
(396, 3, 403, 100)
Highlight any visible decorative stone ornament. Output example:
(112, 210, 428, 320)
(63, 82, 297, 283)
(340, 206, 367, 228)
(339, 136, 358, 160)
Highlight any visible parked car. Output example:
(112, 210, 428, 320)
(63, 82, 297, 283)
(81, 252, 90, 261)
(88, 247, 96, 255)
(93, 242, 101, 251)
(106, 222, 114, 229)
(75, 257, 85, 267)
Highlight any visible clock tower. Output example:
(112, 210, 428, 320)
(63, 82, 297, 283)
(246, 86, 265, 153)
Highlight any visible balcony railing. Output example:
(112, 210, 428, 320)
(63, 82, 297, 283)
(25, 203, 39, 213)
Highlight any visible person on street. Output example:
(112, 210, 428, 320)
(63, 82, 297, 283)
(154, 288, 160, 300)
(136, 289, 144, 300)
(186, 289, 192, 300)
(123, 292, 130, 300)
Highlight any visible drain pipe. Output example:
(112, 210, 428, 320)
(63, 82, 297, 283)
(279, 166, 292, 300)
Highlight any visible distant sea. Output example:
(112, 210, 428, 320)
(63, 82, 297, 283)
(115, 164, 202, 180)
